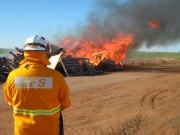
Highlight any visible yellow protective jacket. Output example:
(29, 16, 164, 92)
(3, 51, 70, 135)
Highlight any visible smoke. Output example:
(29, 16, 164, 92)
(76, 0, 180, 49)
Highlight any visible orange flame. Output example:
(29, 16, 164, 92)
(61, 27, 134, 65)
(148, 20, 160, 29)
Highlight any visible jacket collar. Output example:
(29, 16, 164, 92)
(19, 51, 51, 66)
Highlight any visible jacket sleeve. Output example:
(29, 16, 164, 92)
(58, 76, 71, 110)
(3, 76, 13, 106)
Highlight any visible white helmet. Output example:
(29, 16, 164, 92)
(23, 35, 49, 51)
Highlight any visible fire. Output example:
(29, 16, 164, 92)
(148, 20, 160, 29)
(61, 30, 134, 65)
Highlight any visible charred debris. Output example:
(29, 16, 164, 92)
(0, 45, 123, 83)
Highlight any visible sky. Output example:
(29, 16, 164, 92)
(0, 0, 94, 48)
(0, 0, 180, 52)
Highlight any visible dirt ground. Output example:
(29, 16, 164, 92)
(0, 60, 180, 135)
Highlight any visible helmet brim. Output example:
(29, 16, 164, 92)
(23, 46, 46, 51)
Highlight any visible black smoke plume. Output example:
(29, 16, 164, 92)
(72, 0, 180, 50)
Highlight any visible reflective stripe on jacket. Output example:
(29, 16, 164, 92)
(13, 105, 60, 115)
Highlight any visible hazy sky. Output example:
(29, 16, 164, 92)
(0, 0, 179, 52)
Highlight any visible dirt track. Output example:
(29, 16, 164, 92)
(0, 61, 180, 135)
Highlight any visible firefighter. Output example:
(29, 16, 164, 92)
(3, 35, 70, 135)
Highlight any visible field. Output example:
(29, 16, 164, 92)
(0, 51, 180, 135)
(127, 51, 180, 59)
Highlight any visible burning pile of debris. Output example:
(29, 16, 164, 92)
(0, 45, 123, 83)
(57, 52, 123, 76)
